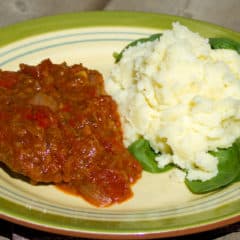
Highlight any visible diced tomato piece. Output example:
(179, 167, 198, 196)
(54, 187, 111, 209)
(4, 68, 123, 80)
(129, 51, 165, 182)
(0, 71, 19, 89)
(25, 108, 53, 128)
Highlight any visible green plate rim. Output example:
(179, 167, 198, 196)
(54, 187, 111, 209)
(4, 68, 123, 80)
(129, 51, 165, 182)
(0, 11, 239, 47)
(0, 11, 240, 239)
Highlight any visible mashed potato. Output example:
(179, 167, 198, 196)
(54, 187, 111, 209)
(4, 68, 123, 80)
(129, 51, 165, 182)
(106, 22, 240, 181)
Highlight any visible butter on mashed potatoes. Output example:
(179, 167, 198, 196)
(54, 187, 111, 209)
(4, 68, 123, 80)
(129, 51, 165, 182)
(106, 22, 240, 181)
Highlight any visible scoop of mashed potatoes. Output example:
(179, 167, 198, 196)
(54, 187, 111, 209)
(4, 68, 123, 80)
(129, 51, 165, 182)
(106, 22, 240, 181)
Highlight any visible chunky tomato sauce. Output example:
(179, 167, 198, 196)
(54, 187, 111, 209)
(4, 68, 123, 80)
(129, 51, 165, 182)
(0, 59, 142, 207)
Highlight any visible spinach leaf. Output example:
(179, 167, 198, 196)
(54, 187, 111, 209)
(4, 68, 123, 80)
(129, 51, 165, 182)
(114, 33, 162, 63)
(185, 139, 240, 194)
(119, 33, 240, 193)
(233, 173, 240, 183)
(231, 139, 240, 183)
(128, 138, 172, 173)
(114, 35, 240, 63)
(209, 38, 240, 54)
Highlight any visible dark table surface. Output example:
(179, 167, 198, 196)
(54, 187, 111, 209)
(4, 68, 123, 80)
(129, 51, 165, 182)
(0, 219, 240, 240)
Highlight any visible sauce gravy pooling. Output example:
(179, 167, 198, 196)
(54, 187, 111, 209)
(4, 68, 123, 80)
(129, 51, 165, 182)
(0, 59, 142, 207)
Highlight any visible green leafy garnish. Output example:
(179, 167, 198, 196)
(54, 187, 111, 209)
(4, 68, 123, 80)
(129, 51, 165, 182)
(185, 139, 240, 194)
(233, 173, 240, 182)
(118, 34, 240, 193)
(186, 38, 240, 192)
(209, 37, 240, 54)
(129, 137, 240, 193)
(114, 35, 240, 63)
(128, 138, 173, 173)
(114, 33, 162, 63)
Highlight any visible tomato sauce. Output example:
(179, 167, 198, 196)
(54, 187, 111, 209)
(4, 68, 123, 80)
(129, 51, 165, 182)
(0, 59, 142, 207)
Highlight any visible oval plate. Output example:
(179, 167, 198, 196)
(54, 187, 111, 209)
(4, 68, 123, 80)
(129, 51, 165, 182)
(0, 11, 240, 239)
